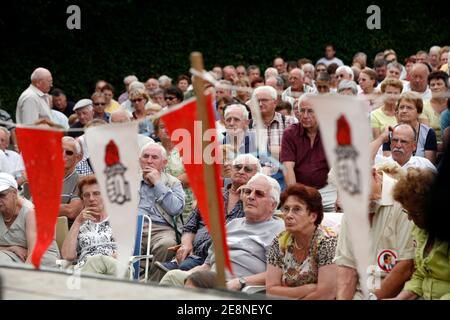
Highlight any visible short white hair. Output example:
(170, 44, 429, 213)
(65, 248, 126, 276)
(297, 93, 315, 110)
(0, 126, 10, 139)
(140, 142, 167, 160)
(302, 63, 315, 72)
(62, 136, 82, 155)
(264, 67, 278, 79)
(253, 85, 277, 100)
(124, 75, 138, 84)
(247, 172, 280, 208)
(158, 75, 172, 85)
(337, 80, 358, 95)
(232, 154, 261, 172)
(128, 81, 145, 91)
(224, 104, 249, 121)
(429, 46, 441, 54)
(336, 65, 354, 80)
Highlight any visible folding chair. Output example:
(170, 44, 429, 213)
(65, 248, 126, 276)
(129, 214, 153, 282)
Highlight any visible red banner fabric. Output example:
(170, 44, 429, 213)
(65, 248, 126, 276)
(160, 96, 232, 273)
(16, 127, 65, 269)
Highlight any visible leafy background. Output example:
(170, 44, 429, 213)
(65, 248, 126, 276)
(0, 0, 448, 118)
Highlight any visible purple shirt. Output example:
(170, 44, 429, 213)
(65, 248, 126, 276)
(280, 123, 329, 189)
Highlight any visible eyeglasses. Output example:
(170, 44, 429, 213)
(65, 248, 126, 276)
(240, 187, 267, 198)
(82, 191, 101, 199)
(257, 98, 271, 104)
(64, 150, 74, 156)
(94, 102, 106, 106)
(131, 98, 144, 103)
(280, 205, 307, 215)
(165, 96, 176, 101)
(233, 164, 255, 173)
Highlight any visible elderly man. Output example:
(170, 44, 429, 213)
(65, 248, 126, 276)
(251, 86, 297, 190)
(281, 94, 336, 212)
(273, 57, 288, 76)
(222, 65, 238, 84)
(282, 68, 316, 106)
(69, 99, 94, 138)
(118, 75, 138, 104)
(160, 173, 284, 290)
(222, 103, 256, 154)
(138, 142, 185, 282)
(0, 128, 25, 186)
(16, 67, 53, 124)
(157, 154, 261, 272)
(145, 78, 160, 92)
(336, 66, 354, 86)
(265, 76, 284, 104)
(374, 59, 388, 84)
(403, 63, 432, 101)
(22, 137, 84, 225)
(247, 65, 261, 83)
(51, 88, 75, 117)
(429, 46, 442, 71)
(371, 124, 437, 172)
(335, 164, 415, 299)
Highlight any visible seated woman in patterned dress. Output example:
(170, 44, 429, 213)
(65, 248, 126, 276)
(61, 175, 117, 275)
(266, 183, 338, 299)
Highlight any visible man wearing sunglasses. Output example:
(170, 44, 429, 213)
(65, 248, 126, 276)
(22, 137, 83, 227)
(160, 172, 284, 291)
(157, 154, 261, 274)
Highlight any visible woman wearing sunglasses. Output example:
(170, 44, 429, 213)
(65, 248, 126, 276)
(391, 168, 450, 300)
(266, 183, 337, 299)
(129, 88, 154, 137)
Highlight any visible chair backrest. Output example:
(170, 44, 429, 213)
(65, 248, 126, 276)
(55, 216, 69, 253)
(131, 214, 152, 280)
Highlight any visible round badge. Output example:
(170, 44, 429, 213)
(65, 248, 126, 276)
(377, 249, 397, 272)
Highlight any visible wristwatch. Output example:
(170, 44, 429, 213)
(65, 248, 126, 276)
(368, 292, 378, 300)
(238, 277, 247, 290)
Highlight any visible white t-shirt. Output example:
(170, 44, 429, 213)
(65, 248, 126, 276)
(375, 154, 437, 172)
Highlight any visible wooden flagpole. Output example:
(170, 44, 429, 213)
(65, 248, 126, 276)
(190, 52, 227, 288)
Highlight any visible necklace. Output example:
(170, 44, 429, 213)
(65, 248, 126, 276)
(293, 238, 307, 251)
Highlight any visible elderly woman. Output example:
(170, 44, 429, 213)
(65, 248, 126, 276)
(129, 88, 154, 137)
(0, 173, 60, 267)
(382, 92, 437, 164)
(391, 168, 450, 300)
(266, 183, 337, 300)
(61, 175, 117, 275)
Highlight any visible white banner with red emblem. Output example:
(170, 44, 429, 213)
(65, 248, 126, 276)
(85, 122, 140, 278)
(310, 94, 372, 298)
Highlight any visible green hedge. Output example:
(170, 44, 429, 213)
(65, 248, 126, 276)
(0, 0, 448, 118)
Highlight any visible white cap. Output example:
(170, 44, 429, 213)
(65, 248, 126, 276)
(73, 99, 93, 111)
(0, 172, 18, 192)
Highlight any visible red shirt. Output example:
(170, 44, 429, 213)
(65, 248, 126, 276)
(280, 123, 329, 189)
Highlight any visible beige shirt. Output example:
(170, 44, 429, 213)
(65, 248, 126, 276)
(334, 173, 415, 298)
(16, 85, 53, 124)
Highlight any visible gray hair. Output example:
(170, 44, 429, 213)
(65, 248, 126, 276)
(224, 103, 249, 121)
(297, 93, 315, 110)
(429, 46, 441, 55)
(264, 67, 278, 79)
(247, 173, 281, 208)
(232, 154, 261, 172)
(302, 63, 315, 72)
(62, 136, 82, 155)
(0, 126, 10, 139)
(253, 85, 277, 100)
(337, 80, 358, 95)
(124, 75, 138, 84)
(158, 75, 172, 85)
(140, 142, 167, 160)
(129, 81, 146, 91)
(387, 61, 402, 71)
(336, 65, 354, 80)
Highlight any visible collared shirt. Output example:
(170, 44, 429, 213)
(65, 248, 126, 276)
(249, 112, 297, 160)
(281, 85, 317, 106)
(2, 149, 24, 178)
(402, 83, 432, 102)
(334, 173, 415, 299)
(16, 84, 53, 124)
(183, 186, 245, 258)
(280, 123, 329, 189)
(138, 175, 185, 226)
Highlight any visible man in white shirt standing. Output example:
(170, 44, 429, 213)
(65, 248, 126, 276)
(16, 67, 54, 124)
(316, 44, 344, 67)
(371, 124, 437, 172)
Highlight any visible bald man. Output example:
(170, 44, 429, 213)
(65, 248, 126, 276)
(403, 63, 432, 101)
(16, 67, 54, 124)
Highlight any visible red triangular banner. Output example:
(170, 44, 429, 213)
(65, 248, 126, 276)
(16, 127, 65, 268)
(160, 95, 232, 273)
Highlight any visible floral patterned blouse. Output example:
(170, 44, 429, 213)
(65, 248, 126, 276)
(267, 226, 337, 287)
